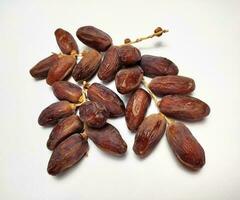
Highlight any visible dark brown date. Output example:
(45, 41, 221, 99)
(125, 89, 151, 132)
(86, 123, 127, 156)
(87, 83, 125, 117)
(133, 114, 166, 157)
(55, 28, 79, 55)
(98, 46, 120, 82)
(140, 55, 179, 77)
(52, 81, 82, 103)
(29, 54, 59, 79)
(115, 66, 143, 94)
(167, 122, 205, 170)
(79, 101, 109, 128)
(72, 49, 102, 81)
(47, 115, 83, 150)
(38, 101, 76, 126)
(149, 75, 195, 96)
(47, 134, 89, 175)
(76, 26, 112, 52)
(118, 45, 141, 65)
(47, 55, 76, 85)
(159, 95, 210, 121)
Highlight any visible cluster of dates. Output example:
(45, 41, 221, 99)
(30, 25, 210, 176)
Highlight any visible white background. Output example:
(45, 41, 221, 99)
(1, 0, 240, 199)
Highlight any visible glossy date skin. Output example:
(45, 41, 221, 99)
(98, 46, 120, 82)
(133, 114, 166, 157)
(149, 75, 195, 96)
(115, 66, 143, 94)
(167, 122, 205, 170)
(86, 123, 127, 156)
(159, 95, 210, 121)
(87, 83, 125, 117)
(140, 55, 179, 77)
(47, 134, 89, 175)
(125, 89, 151, 132)
(76, 26, 112, 52)
(118, 45, 141, 66)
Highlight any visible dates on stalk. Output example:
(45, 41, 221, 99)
(29, 54, 59, 79)
(38, 101, 76, 126)
(87, 83, 125, 117)
(167, 122, 205, 170)
(118, 45, 141, 65)
(79, 101, 109, 128)
(47, 115, 83, 150)
(52, 81, 82, 103)
(72, 49, 102, 81)
(86, 123, 127, 156)
(55, 28, 79, 55)
(115, 66, 143, 94)
(47, 55, 76, 85)
(159, 95, 210, 121)
(76, 26, 112, 52)
(125, 89, 151, 132)
(149, 75, 195, 96)
(47, 134, 89, 175)
(140, 55, 179, 77)
(98, 46, 120, 82)
(133, 114, 166, 157)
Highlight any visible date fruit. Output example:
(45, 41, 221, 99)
(118, 45, 141, 65)
(47, 115, 83, 150)
(159, 95, 210, 121)
(86, 123, 127, 156)
(125, 89, 151, 132)
(55, 28, 79, 55)
(140, 55, 179, 77)
(98, 46, 120, 82)
(38, 101, 76, 126)
(29, 54, 59, 79)
(115, 66, 143, 94)
(52, 81, 82, 103)
(47, 134, 89, 175)
(149, 75, 195, 96)
(76, 26, 112, 52)
(87, 83, 125, 117)
(167, 122, 205, 170)
(47, 55, 76, 85)
(79, 101, 109, 128)
(72, 49, 102, 81)
(133, 114, 166, 157)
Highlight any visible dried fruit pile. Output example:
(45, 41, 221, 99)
(30, 26, 210, 176)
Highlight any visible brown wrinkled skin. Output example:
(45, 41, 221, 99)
(140, 55, 179, 77)
(133, 114, 166, 157)
(72, 49, 102, 81)
(87, 83, 125, 117)
(125, 89, 151, 132)
(115, 66, 143, 94)
(159, 95, 210, 121)
(76, 26, 112, 52)
(29, 54, 59, 79)
(38, 101, 75, 126)
(149, 75, 195, 96)
(47, 115, 83, 150)
(47, 134, 89, 175)
(47, 55, 76, 85)
(79, 101, 109, 128)
(55, 28, 79, 55)
(118, 45, 141, 65)
(98, 46, 120, 82)
(167, 122, 205, 170)
(52, 81, 82, 103)
(86, 123, 127, 156)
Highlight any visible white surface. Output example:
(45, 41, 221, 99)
(0, 0, 240, 199)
